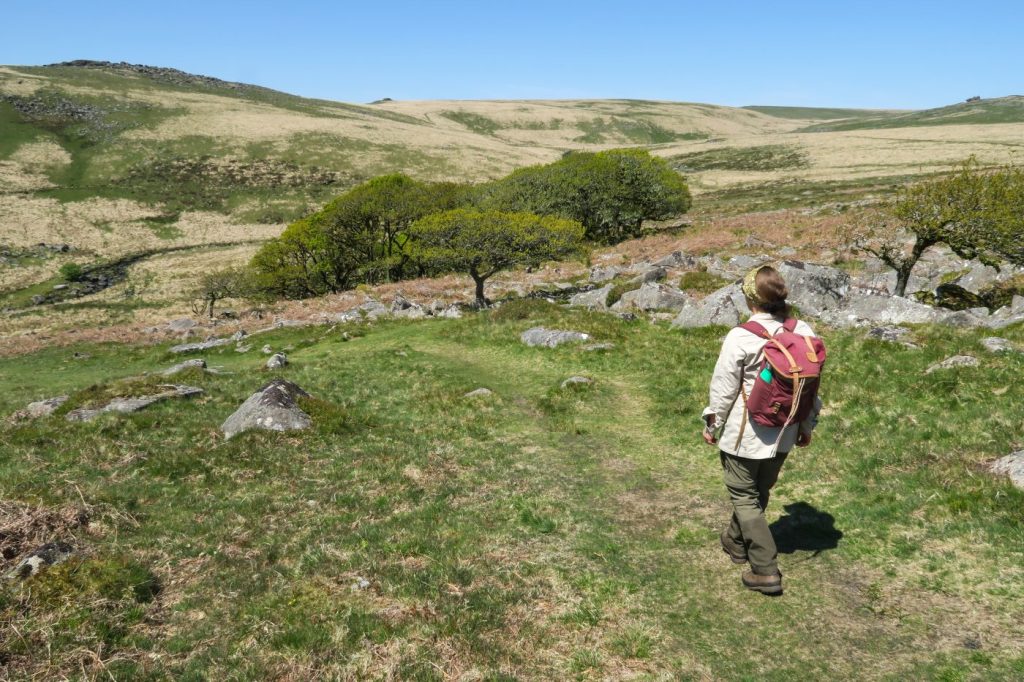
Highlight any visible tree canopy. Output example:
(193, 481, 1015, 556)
(857, 160, 1024, 296)
(409, 209, 585, 306)
(479, 149, 691, 243)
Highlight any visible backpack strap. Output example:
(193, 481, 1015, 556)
(782, 318, 798, 332)
(738, 321, 771, 339)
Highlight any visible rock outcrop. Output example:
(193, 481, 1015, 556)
(611, 283, 689, 312)
(221, 379, 312, 439)
(521, 327, 590, 348)
(65, 385, 204, 422)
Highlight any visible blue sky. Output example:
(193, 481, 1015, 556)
(3, 1, 1022, 109)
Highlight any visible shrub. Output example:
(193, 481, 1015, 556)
(59, 263, 84, 282)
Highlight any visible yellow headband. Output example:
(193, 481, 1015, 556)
(742, 266, 763, 304)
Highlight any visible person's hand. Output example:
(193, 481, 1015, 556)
(796, 431, 813, 448)
(702, 416, 717, 445)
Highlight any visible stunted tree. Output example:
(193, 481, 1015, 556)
(192, 266, 252, 318)
(856, 160, 1024, 297)
(479, 149, 691, 244)
(250, 175, 475, 298)
(409, 209, 585, 307)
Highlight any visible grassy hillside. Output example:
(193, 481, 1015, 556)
(742, 105, 903, 121)
(2, 302, 1023, 679)
(798, 96, 1024, 132)
(4, 61, 1024, 342)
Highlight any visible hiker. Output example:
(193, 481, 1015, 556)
(701, 265, 824, 595)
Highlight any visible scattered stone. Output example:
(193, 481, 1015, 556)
(11, 395, 69, 420)
(262, 344, 273, 354)
(991, 451, 1024, 489)
(981, 337, 1015, 353)
(393, 305, 426, 319)
(52, 283, 68, 291)
(357, 299, 389, 320)
(170, 337, 231, 353)
(611, 282, 689, 312)
(266, 353, 288, 369)
(161, 358, 206, 376)
(66, 385, 203, 422)
(1012, 295, 1024, 314)
(235, 345, 251, 353)
(924, 355, 979, 375)
(521, 327, 590, 348)
(581, 343, 615, 352)
(437, 305, 462, 319)
(626, 264, 667, 285)
(73, 352, 90, 360)
(9, 541, 75, 579)
(652, 251, 697, 268)
(230, 330, 247, 342)
(464, 387, 493, 398)
(30, 295, 46, 306)
(589, 265, 623, 283)
(867, 326, 918, 348)
(569, 284, 614, 310)
(561, 376, 593, 389)
(390, 294, 413, 312)
(221, 378, 312, 439)
(166, 318, 198, 334)
(772, 261, 851, 317)
(351, 577, 371, 591)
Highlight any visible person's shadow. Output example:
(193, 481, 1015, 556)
(770, 501, 843, 556)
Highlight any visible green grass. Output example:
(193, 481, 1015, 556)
(439, 111, 504, 135)
(670, 144, 809, 172)
(695, 172, 934, 214)
(679, 270, 731, 294)
(798, 96, 1024, 132)
(1, 304, 1023, 679)
(574, 116, 706, 144)
(743, 105, 902, 121)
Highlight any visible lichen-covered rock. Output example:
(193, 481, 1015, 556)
(611, 282, 689, 312)
(991, 451, 1024, 489)
(560, 376, 593, 389)
(521, 327, 590, 348)
(581, 342, 615, 352)
(819, 293, 957, 328)
(589, 265, 624, 283)
(9, 541, 75, 579)
(775, 261, 851, 317)
(464, 387, 493, 398)
(924, 355, 979, 375)
(161, 358, 207, 376)
(569, 284, 614, 310)
(169, 337, 231, 354)
(221, 378, 312, 439)
(12, 395, 69, 420)
(66, 385, 203, 422)
(671, 283, 747, 328)
(981, 337, 1015, 353)
(867, 326, 918, 348)
(266, 353, 288, 369)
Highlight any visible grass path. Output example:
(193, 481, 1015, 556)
(1, 305, 1023, 679)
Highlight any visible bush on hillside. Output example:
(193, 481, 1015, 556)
(478, 148, 691, 244)
(409, 209, 585, 307)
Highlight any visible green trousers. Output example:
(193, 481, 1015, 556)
(720, 451, 789, 575)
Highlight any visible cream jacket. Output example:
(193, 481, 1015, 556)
(702, 313, 823, 459)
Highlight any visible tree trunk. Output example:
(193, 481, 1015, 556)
(470, 267, 489, 308)
(893, 236, 934, 297)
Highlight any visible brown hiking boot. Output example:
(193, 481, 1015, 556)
(742, 570, 783, 595)
(720, 532, 747, 564)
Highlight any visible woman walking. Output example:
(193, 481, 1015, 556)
(702, 265, 823, 595)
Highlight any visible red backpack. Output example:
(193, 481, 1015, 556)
(738, 318, 826, 431)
